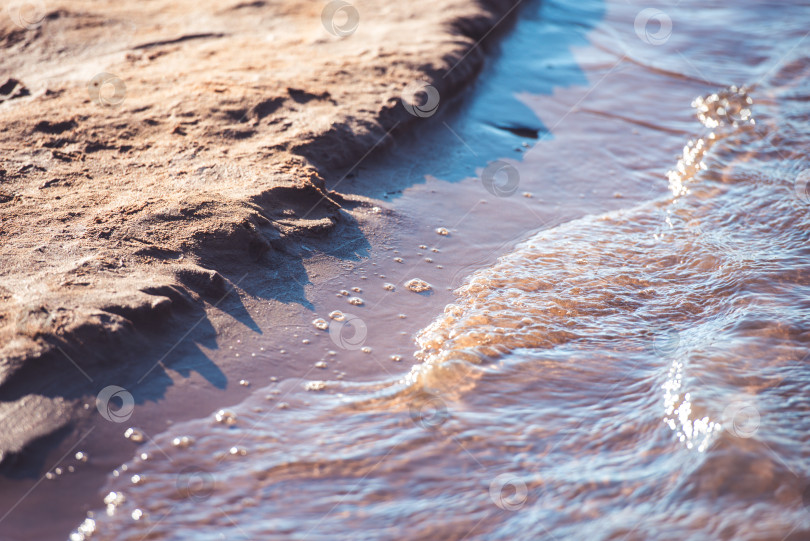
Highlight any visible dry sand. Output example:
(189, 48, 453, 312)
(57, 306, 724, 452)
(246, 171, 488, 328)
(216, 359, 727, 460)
(0, 0, 521, 462)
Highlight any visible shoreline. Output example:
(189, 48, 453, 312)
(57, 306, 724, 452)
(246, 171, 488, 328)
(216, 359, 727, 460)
(7, 0, 808, 538)
(0, 0, 522, 466)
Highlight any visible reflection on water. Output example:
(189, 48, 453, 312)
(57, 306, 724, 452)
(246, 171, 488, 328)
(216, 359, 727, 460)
(75, 0, 810, 539)
(667, 86, 754, 197)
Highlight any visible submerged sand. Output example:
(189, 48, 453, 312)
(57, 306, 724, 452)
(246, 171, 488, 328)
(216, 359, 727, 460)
(0, 0, 520, 461)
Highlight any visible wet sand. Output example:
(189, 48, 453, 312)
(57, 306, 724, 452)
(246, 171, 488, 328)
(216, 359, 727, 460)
(0, 0, 523, 462)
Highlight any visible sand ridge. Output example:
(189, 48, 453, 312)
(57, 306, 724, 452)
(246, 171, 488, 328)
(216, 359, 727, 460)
(0, 0, 521, 459)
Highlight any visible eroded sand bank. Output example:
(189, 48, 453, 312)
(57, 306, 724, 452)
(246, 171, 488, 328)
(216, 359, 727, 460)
(0, 0, 521, 461)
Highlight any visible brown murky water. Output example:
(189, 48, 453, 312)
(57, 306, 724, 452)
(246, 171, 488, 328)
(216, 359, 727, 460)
(52, 0, 810, 539)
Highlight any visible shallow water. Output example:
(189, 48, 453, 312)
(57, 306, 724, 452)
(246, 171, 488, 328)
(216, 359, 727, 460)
(71, 0, 810, 539)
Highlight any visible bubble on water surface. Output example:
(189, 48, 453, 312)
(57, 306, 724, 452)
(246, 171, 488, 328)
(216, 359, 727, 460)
(171, 436, 195, 449)
(124, 428, 144, 443)
(312, 317, 329, 330)
(405, 278, 432, 293)
(104, 491, 125, 516)
(70, 517, 96, 541)
(214, 409, 237, 426)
